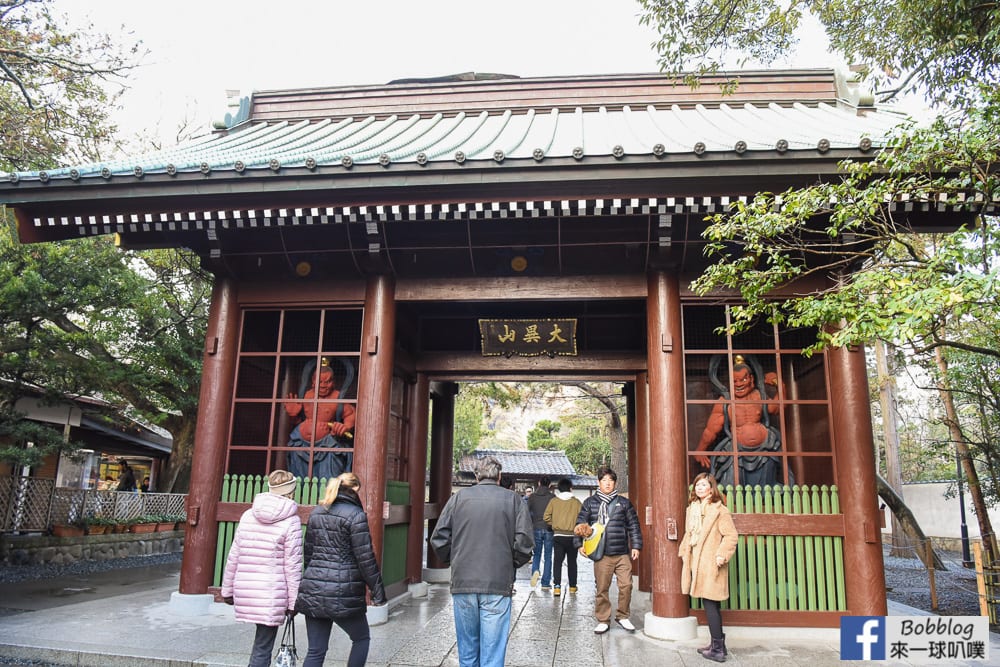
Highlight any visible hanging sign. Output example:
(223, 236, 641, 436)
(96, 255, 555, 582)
(478, 318, 578, 357)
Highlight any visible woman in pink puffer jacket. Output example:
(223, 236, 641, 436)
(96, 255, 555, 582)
(221, 470, 303, 667)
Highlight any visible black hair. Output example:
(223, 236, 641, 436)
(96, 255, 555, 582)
(596, 467, 617, 482)
(557, 478, 572, 493)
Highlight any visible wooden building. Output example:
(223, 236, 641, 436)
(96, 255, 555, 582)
(455, 448, 591, 492)
(2, 70, 957, 633)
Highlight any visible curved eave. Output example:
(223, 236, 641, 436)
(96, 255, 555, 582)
(4, 147, 874, 211)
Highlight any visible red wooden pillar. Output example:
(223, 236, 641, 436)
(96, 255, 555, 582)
(355, 274, 396, 565)
(624, 381, 642, 587)
(634, 372, 653, 592)
(644, 271, 697, 639)
(179, 277, 239, 595)
(426, 381, 456, 570)
(828, 341, 888, 615)
(405, 373, 430, 583)
(626, 381, 637, 497)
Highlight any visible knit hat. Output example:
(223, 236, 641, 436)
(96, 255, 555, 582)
(268, 476, 297, 497)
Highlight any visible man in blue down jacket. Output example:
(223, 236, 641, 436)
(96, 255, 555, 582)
(430, 456, 533, 667)
(575, 467, 643, 635)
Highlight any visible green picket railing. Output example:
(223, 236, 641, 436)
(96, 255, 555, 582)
(691, 484, 846, 612)
(212, 474, 408, 588)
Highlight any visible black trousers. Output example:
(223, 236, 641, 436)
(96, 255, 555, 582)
(303, 612, 370, 667)
(552, 534, 578, 587)
(703, 598, 724, 639)
(248, 623, 279, 667)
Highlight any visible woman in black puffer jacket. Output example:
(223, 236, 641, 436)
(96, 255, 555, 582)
(296, 472, 387, 667)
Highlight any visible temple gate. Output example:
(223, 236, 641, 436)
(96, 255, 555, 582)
(4, 70, 962, 632)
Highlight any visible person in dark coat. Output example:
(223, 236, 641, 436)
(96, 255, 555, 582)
(429, 456, 534, 667)
(574, 467, 643, 634)
(116, 460, 136, 492)
(295, 472, 387, 667)
(526, 476, 555, 589)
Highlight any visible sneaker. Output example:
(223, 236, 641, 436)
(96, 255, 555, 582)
(569, 586, 578, 593)
(594, 622, 610, 634)
(616, 618, 636, 632)
(541, 585, 551, 592)
(530, 571, 540, 587)
(553, 586, 561, 596)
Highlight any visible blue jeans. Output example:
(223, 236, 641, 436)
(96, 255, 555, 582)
(452, 593, 512, 667)
(531, 529, 553, 586)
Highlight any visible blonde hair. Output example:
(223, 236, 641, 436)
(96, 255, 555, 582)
(321, 472, 360, 507)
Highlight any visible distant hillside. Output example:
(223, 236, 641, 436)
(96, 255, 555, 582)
(481, 391, 572, 450)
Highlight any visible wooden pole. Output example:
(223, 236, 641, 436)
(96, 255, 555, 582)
(405, 373, 430, 583)
(355, 274, 396, 565)
(634, 372, 653, 592)
(426, 381, 456, 569)
(973, 541, 989, 618)
(645, 271, 688, 618)
(179, 277, 239, 594)
(925, 540, 937, 611)
(875, 340, 909, 556)
(828, 338, 888, 616)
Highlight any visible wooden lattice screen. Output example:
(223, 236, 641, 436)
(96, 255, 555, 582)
(690, 484, 846, 612)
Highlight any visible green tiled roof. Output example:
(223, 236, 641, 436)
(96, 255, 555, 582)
(3, 87, 904, 185)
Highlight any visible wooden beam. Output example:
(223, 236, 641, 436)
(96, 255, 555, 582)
(731, 513, 845, 536)
(396, 275, 647, 301)
(690, 609, 846, 628)
(238, 280, 365, 305)
(415, 351, 647, 376)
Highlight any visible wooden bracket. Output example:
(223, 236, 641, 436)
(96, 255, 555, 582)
(206, 337, 219, 356)
(661, 333, 672, 352)
(367, 334, 379, 355)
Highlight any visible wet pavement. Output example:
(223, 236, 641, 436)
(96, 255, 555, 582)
(0, 553, 996, 666)
(0, 559, 182, 616)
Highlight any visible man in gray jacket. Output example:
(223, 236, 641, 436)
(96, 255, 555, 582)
(430, 457, 533, 667)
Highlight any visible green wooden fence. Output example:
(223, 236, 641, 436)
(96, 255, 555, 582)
(690, 484, 846, 612)
(212, 474, 407, 588)
(211, 477, 846, 613)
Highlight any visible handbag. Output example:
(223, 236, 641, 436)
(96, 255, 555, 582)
(582, 497, 619, 562)
(274, 614, 298, 667)
(581, 521, 607, 561)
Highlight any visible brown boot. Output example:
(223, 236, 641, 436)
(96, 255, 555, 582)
(701, 637, 727, 662)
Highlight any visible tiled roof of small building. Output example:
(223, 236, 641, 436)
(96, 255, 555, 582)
(2, 70, 905, 186)
(458, 449, 577, 477)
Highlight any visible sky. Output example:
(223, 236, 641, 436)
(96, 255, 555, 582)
(53, 0, 841, 144)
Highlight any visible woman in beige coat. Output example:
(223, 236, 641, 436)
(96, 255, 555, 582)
(679, 473, 738, 663)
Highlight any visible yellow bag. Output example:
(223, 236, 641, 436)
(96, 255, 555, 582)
(582, 496, 619, 561)
(582, 522, 606, 560)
